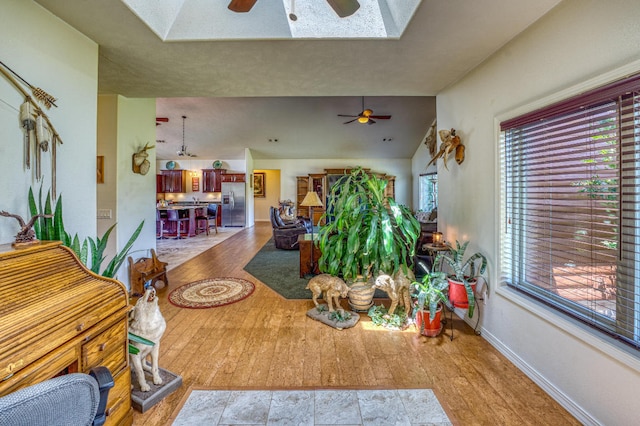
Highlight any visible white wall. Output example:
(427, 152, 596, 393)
(435, 0, 640, 424)
(112, 96, 157, 285)
(253, 169, 281, 222)
(0, 0, 98, 244)
(253, 158, 414, 208)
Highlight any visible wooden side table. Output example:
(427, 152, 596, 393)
(298, 234, 321, 277)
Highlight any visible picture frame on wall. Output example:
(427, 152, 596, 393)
(97, 156, 104, 184)
(254, 172, 265, 197)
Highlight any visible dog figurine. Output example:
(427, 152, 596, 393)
(306, 274, 349, 312)
(129, 287, 166, 392)
(372, 269, 415, 315)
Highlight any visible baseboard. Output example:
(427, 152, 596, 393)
(481, 328, 599, 426)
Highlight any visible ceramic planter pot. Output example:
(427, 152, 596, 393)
(415, 305, 443, 337)
(447, 277, 476, 308)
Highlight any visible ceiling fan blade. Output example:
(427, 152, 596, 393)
(367, 119, 376, 125)
(228, 0, 258, 13)
(327, 0, 360, 18)
(369, 115, 391, 120)
(343, 118, 358, 124)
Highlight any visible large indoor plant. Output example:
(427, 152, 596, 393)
(317, 167, 420, 311)
(411, 261, 449, 337)
(434, 240, 487, 317)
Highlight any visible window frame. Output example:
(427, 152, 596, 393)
(497, 70, 640, 354)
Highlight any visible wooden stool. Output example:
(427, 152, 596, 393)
(195, 207, 209, 235)
(167, 209, 188, 239)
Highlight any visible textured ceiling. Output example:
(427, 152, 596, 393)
(34, 0, 561, 160)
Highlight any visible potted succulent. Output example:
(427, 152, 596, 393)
(317, 167, 420, 311)
(411, 261, 449, 337)
(434, 240, 487, 317)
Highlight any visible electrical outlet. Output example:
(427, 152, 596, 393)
(97, 209, 112, 219)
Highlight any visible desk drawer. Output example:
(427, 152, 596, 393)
(105, 367, 132, 426)
(82, 320, 127, 375)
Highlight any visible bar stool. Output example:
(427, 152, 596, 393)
(194, 207, 209, 235)
(167, 209, 189, 239)
(156, 209, 168, 239)
(206, 204, 219, 234)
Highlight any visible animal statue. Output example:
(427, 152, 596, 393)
(372, 268, 416, 315)
(306, 274, 349, 312)
(427, 128, 465, 170)
(129, 287, 166, 392)
(0, 210, 52, 244)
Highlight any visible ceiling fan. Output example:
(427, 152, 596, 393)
(228, 0, 360, 18)
(338, 97, 392, 125)
(177, 115, 197, 157)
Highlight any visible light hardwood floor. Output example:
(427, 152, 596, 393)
(133, 222, 579, 426)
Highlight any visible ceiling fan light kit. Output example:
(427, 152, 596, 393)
(228, 0, 360, 18)
(339, 97, 391, 125)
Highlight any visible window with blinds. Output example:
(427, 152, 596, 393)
(500, 73, 640, 349)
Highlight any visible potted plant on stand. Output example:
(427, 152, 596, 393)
(434, 240, 487, 317)
(317, 167, 420, 311)
(411, 261, 449, 337)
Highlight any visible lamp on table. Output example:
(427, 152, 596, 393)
(300, 191, 323, 274)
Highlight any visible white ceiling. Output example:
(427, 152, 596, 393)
(34, 0, 562, 160)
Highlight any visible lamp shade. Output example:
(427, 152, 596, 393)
(300, 191, 323, 207)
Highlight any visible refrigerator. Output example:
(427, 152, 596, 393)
(221, 182, 246, 227)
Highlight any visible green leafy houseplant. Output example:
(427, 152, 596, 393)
(28, 186, 144, 278)
(434, 240, 487, 317)
(318, 167, 420, 281)
(411, 261, 449, 323)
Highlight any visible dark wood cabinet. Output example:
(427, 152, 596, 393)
(221, 173, 245, 183)
(159, 170, 187, 193)
(296, 173, 326, 225)
(202, 169, 223, 192)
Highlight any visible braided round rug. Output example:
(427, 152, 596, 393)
(168, 277, 255, 309)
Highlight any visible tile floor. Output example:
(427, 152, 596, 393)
(156, 227, 242, 270)
(171, 389, 451, 426)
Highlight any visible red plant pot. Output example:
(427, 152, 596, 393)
(415, 306, 443, 337)
(448, 278, 476, 308)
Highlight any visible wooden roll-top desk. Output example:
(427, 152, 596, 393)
(0, 241, 132, 425)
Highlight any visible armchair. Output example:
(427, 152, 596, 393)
(0, 367, 114, 426)
(270, 206, 309, 250)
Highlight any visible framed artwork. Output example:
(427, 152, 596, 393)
(192, 177, 200, 192)
(254, 172, 265, 197)
(97, 156, 104, 184)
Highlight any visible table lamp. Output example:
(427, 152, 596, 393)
(432, 231, 444, 246)
(300, 191, 323, 273)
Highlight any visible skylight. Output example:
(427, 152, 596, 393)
(121, 0, 421, 41)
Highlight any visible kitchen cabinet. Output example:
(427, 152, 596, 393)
(202, 169, 224, 192)
(221, 173, 246, 183)
(159, 170, 187, 193)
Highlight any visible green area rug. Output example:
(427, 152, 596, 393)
(243, 239, 312, 299)
(243, 239, 385, 300)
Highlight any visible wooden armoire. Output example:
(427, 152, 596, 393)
(0, 241, 133, 425)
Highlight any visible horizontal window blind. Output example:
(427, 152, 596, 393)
(501, 73, 640, 348)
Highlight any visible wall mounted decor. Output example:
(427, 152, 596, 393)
(97, 156, 104, 183)
(192, 177, 199, 192)
(132, 142, 154, 175)
(1, 59, 63, 197)
(427, 128, 465, 170)
(254, 172, 265, 197)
